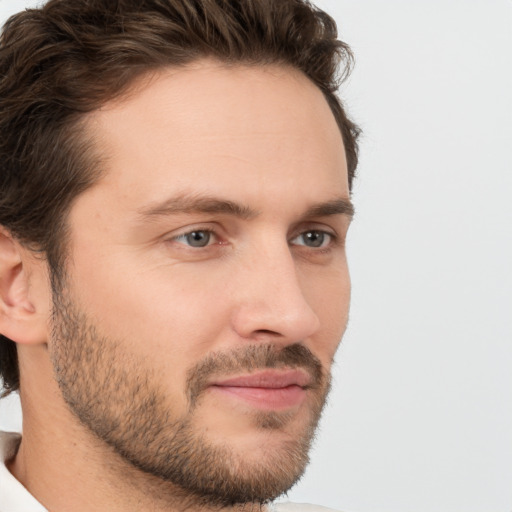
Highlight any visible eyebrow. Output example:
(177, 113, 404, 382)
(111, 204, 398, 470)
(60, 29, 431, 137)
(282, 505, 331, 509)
(137, 194, 354, 221)
(138, 194, 257, 220)
(301, 198, 355, 220)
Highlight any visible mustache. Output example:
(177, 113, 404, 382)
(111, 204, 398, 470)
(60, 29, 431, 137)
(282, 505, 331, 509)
(186, 343, 325, 406)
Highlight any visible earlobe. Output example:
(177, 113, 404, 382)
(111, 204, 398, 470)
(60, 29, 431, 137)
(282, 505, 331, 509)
(0, 228, 49, 345)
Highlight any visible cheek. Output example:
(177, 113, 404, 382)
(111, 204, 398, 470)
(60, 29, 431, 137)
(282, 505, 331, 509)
(301, 262, 350, 362)
(68, 255, 233, 379)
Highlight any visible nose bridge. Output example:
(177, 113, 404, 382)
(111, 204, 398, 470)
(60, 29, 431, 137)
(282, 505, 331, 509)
(230, 236, 320, 342)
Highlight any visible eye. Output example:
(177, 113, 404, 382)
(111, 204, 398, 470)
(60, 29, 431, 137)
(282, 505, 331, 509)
(291, 230, 333, 249)
(173, 230, 215, 248)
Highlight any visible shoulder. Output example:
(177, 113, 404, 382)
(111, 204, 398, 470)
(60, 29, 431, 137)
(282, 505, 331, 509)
(271, 503, 343, 512)
(0, 431, 48, 512)
(0, 430, 21, 462)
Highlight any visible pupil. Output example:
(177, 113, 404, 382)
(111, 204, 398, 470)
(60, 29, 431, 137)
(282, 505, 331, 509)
(187, 231, 210, 247)
(305, 231, 324, 247)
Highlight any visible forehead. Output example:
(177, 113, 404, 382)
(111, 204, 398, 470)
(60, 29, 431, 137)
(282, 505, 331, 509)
(81, 60, 348, 213)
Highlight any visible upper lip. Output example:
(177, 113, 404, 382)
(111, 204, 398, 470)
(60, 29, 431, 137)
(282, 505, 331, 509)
(209, 369, 312, 389)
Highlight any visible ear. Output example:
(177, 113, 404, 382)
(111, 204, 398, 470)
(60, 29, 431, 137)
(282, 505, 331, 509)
(0, 228, 49, 345)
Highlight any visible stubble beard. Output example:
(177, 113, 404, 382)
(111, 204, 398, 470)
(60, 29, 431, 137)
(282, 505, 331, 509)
(49, 287, 331, 508)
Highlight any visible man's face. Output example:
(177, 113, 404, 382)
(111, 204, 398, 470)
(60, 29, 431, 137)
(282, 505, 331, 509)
(49, 61, 352, 505)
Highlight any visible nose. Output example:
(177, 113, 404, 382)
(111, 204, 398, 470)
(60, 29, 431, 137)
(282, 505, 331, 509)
(230, 242, 321, 343)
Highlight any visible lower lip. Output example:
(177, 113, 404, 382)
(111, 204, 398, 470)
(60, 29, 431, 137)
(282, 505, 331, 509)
(210, 385, 306, 410)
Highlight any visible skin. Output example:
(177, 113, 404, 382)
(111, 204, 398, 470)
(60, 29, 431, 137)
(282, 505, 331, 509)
(2, 60, 352, 512)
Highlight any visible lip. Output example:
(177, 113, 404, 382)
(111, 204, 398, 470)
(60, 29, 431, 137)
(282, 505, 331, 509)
(211, 369, 311, 388)
(208, 369, 311, 410)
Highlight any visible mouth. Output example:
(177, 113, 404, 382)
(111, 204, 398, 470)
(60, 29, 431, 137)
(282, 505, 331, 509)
(207, 369, 311, 410)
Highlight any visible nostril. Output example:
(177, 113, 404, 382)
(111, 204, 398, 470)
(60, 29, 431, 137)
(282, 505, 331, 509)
(254, 329, 281, 336)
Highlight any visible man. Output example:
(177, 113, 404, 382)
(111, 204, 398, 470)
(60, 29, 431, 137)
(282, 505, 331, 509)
(0, 0, 359, 510)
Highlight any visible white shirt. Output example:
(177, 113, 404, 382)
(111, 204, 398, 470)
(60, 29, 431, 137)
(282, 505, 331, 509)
(0, 431, 340, 512)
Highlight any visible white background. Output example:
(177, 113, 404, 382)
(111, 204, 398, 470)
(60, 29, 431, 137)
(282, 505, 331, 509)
(1, 1, 511, 511)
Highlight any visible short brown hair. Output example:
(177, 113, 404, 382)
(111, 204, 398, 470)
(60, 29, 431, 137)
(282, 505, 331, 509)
(0, 0, 360, 395)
